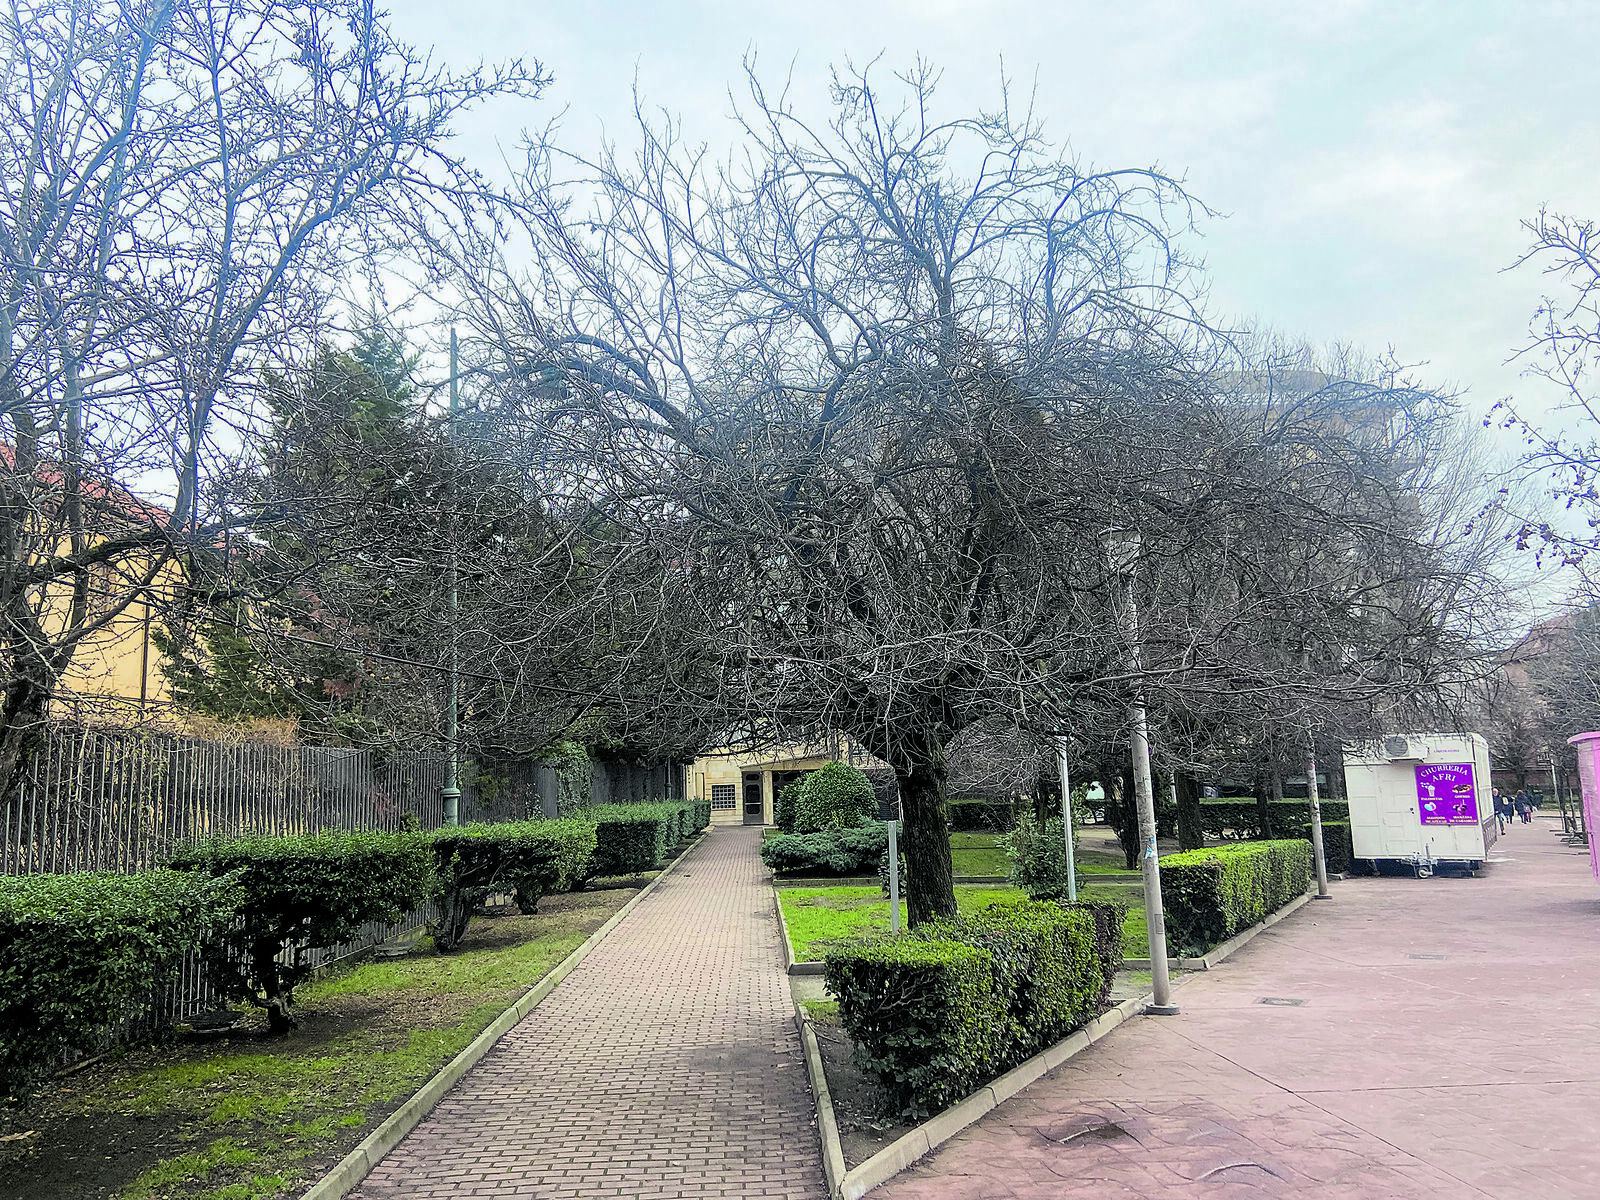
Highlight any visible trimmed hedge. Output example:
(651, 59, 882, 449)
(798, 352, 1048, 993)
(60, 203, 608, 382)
(689, 799, 711, 835)
(825, 937, 1002, 1117)
(1159, 839, 1313, 956)
(794, 761, 876, 833)
(825, 899, 1121, 1118)
(761, 822, 886, 875)
(167, 830, 434, 1032)
(0, 870, 240, 1098)
(430, 818, 597, 950)
(1302, 820, 1354, 875)
(582, 802, 685, 877)
(1199, 799, 1350, 841)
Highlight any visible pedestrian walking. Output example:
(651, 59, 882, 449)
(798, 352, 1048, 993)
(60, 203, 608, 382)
(1493, 788, 1511, 834)
(1515, 790, 1533, 824)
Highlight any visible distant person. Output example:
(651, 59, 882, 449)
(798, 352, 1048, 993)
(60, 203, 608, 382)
(1492, 788, 1511, 834)
(1515, 790, 1534, 823)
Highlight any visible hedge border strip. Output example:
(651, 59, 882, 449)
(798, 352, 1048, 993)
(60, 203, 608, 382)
(300, 829, 710, 1200)
(797, 994, 1144, 1200)
(803, 882, 1324, 1200)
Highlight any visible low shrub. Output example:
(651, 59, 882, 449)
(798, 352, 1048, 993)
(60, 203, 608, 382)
(824, 937, 1003, 1117)
(167, 830, 434, 1032)
(794, 762, 876, 833)
(1302, 820, 1354, 875)
(761, 823, 886, 875)
(948, 800, 1018, 833)
(1159, 839, 1313, 956)
(0, 870, 240, 1098)
(1000, 809, 1075, 899)
(430, 818, 598, 950)
(582, 802, 684, 877)
(775, 779, 804, 833)
(826, 898, 1121, 1117)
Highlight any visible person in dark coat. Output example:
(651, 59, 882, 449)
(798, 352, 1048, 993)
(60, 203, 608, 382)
(1514, 790, 1533, 823)
(1492, 788, 1511, 834)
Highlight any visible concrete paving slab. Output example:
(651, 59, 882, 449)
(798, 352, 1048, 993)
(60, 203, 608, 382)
(876, 820, 1600, 1199)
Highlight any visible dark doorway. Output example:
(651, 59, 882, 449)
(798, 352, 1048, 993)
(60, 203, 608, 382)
(742, 771, 765, 825)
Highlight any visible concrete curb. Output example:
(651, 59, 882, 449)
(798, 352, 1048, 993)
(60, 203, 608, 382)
(808, 993, 1148, 1200)
(801, 887, 1322, 1198)
(797, 1013, 848, 1199)
(299, 828, 711, 1200)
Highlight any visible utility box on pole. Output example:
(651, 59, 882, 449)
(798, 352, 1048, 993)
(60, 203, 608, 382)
(1341, 733, 1496, 876)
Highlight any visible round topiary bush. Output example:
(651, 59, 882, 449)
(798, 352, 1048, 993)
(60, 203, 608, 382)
(793, 761, 876, 833)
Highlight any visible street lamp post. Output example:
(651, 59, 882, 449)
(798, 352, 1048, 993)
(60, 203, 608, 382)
(1100, 528, 1178, 1016)
(440, 328, 461, 828)
(1057, 738, 1078, 903)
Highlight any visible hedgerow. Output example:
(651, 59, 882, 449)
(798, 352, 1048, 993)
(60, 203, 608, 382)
(1159, 839, 1313, 955)
(581, 802, 685, 877)
(429, 818, 597, 950)
(167, 830, 433, 1032)
(825, 899, 1122, 1117)
(0, 870, 240, 1098)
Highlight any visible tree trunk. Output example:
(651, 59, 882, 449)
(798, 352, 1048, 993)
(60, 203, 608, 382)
(1253, 769, 1272, 840)
(1116, 762, 1138, 870)
(251, 938, 298, 1034)
(1175, 772, 1204, 850)
(1268, 764, 1285, 838)
(893, 754, 957, 926)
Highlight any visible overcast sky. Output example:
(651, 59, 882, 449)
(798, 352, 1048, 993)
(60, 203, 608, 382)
(386, 0, 1598, 427)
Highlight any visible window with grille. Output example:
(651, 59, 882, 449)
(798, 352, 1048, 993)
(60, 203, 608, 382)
(711, 784, 737, 811)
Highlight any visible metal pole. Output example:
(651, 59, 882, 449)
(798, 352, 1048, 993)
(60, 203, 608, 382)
(1102, 528, 1177, 1016)
(1305, 740, 1332, 899)
(887, 817, 901, 933)
(1057, 738, 1077, 902)
(440, 328, 461, 828)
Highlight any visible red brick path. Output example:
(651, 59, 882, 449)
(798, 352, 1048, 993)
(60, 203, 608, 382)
(879, 817, 1600, 1200)
(351, 826, 826, 1199)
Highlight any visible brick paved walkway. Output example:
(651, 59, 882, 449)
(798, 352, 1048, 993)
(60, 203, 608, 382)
(879, 817, 1600, 1200)
(351, 826, 826, 1200)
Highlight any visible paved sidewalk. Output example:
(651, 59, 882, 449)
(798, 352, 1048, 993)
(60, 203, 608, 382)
(879, 818, 1600, 1200)
(351, 826, 826, 1200)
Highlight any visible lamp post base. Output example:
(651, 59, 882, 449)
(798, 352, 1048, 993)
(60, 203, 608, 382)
(1145, 1003, 1181, 1016)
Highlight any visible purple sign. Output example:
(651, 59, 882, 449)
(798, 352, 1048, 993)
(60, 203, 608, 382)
(1415, 763, 1479, 825)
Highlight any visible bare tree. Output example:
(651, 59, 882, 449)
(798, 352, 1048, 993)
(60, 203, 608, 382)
(0, 0, 544, 791)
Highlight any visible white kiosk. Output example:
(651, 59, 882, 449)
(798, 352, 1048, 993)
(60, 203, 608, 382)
(1342, 733, 1497, 876)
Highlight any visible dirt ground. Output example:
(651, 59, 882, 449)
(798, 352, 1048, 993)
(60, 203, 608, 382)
(0, 887, 638, 1200)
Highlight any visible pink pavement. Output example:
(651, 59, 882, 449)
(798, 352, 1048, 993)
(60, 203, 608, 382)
(349, 826, 826, 1200)
(878, 816, 1600, 1200)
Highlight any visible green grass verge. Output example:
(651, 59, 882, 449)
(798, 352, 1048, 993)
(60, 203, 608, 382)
(778, 883, 1151, 961)
(41, 890, 638, 1200)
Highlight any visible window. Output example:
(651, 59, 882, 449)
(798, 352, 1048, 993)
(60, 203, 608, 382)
(711, 784, 737, 811)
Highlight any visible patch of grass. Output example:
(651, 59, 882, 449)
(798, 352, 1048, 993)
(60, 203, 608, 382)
(778, 885, 1031, 960)
(779, 882, 1152, 961)
(802, 999, 840, 1023)
(121, 1139, 259, 1200)
(29, 889, 641, 1200)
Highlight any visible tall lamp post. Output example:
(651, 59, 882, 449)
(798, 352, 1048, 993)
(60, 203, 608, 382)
(1056, 737, 1078, 902)
(1101, 527, 1178, 1016)
(440, 328, 461, 827)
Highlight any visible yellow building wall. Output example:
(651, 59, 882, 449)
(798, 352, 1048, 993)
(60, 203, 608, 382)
(690, 737, 886, 825)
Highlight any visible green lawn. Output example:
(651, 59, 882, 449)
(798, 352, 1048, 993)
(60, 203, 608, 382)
(9, 889, 638, 1200)
(949, 831, 1010, 877)
(779, 882, 1149, 961)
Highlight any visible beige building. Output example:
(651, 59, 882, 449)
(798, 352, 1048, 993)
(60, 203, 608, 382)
(692, 736, 886, 825)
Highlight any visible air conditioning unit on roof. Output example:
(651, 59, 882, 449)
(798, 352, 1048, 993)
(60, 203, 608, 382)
(1383, 736, 1420, 760)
